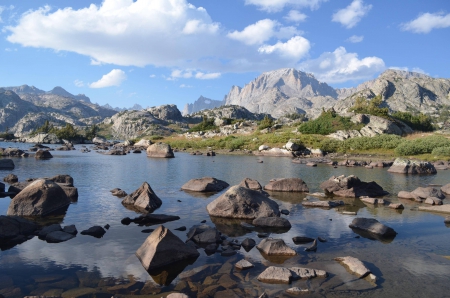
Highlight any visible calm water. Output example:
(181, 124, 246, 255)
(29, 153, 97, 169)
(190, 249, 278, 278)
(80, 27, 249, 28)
(0, 142, 450, 297)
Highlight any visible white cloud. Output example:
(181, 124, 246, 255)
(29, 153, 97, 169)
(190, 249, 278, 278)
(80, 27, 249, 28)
(245, 0, 326, 13)
(347, 35, 364, 43)
(284, 10, 308, 23)
(149, 74, 156, 78)
(300, 46, 385, 83)
(389, 66, 429, 75)
(258, 36, 310, 59)
(195, 72, 221, 79)
(171, 69, 193, 79)
(332, 0, 372, 29)
(182, 19, 219, 34)
(90, 59, 102, 66)
(179, 84, 193, 88)
(401, 12, 450, 34)
(89, 69, 126, 88)
(74, 79, 84, 87)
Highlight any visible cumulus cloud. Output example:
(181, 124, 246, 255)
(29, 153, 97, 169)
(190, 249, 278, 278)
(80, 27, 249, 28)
(332, 0, 372, 28)
(300, 46, 385, 83)
(89, 69, 126, 88)
(284, 10, 308, 23)
(401, 12, 450, 34)
(74, 79, 84, 87)
(245, 0, 327, 13)
(347, 35, 364, 43)
(5, 0, 313, 73)
(258, 36, 310, 59)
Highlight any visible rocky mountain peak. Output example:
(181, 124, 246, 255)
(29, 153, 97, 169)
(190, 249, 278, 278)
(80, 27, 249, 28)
(182, 95, 224, 116)
(380, 69, 431, 80)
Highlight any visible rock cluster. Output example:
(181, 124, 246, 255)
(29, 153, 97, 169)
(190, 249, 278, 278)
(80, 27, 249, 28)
(320, 175, 388, 198)
(388, 158, 437, 175)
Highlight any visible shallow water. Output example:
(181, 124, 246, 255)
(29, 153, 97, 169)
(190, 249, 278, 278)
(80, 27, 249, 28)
(0, 142, 450, 297)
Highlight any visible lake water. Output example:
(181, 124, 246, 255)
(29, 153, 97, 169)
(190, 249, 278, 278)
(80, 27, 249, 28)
(0, 142, 450, 297)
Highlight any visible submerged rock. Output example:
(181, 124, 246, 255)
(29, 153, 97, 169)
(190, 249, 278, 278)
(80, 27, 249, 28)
(122, 182, 162, 212)
(3, 174, 18, 183)
(388, 158, 437, 175)
(349, 218, 397, 238)
(335, 256, 373, 278)
(181, 177, 229, 192)
(80, 226, 106, 238)
(206, 186, 280, 219)
(235, 259, 254, 270)
(35, 150, 53, 159)
(7, 179, 70, 217)
(257, 266, 292, 284)
(136, 225, 200, 271)
(146, 142, 174, 158)
(264, 178, 309, 192)
(320, 175, 388, 198)
(256, 238, 296, 256)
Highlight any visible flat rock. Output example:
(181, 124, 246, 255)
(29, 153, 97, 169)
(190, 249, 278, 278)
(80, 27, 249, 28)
(235, 260, 254, 270)
(302, 200, 344, 208)
(252, 217, 291, 229)
(264, 178, 309, 192)
(256, 238, 296, 256)
(334, 256, 372, 278)
(122, 182, 162, 212)
(360, 197, 378, 204)
(181, 177, 229, 192)
(411, 187, 445, 200)
(257, 266, 292, 284)
(389, 203, 404, 209)
(286, 287, 308, 294)
(206, 185, 280, 219)
(418, 204, 450, 214)
(349, 218, 397, 238)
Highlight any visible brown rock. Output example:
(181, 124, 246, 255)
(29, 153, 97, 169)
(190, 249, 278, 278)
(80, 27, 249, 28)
(35, 149, 53, 159)
(320, 175, 388, 198)
(182, 177, 229, 192)
(238, 178, 262, 190)
(257, 266, 292, 284)
(349, 218, 397, 238)
(122, 182, 162, 212)
(335, 256, 372, 278)
(441, 183, 450, 195)
(256, 238, 296, 256)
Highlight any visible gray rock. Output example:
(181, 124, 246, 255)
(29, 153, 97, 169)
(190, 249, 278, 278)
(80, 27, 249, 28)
(38, 224, 62, 238)
(256, 238, 296, 256)
(181, 177, 229, 192)
(7, 179, 70, 216)
(252, 217, 291, 229)
(35, 150, 53, 159)
(441, 183, 450, 195)
(286, 287, 309, 294)
(264, 178, 309, 192)
(335, 256, 372, 278)
(63, 225, 78, 235)
(136, 225, 200, 271)
(424, 197, 443, 205)
(146, 142, 174, 158)
(411, 187, 445, 200)
(46, 231, 75, 243)
(186, 224, 220, 244)
(302, 200, 344, 208)
(388, 158, 437, 175)
(257, 266, 292, 284)
(320, 175, 388, 198)
(0, 159, 14, 170)
(388, 203, 404, 209)
(349, 218, 397, 238)
(122, 182, 162, 212)
(235, 259, 254, 270)
(80, 226, 106, 238)
(238, 178, 262, 190)
(289, 267, 319, 280)
(206, 185, 280, 219)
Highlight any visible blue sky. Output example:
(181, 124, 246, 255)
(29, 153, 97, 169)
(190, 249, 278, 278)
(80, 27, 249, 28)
(0, 0, 449, 109)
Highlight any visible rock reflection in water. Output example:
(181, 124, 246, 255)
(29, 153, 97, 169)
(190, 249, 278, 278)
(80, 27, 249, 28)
(209, 216, 252, 237)
(147, 258, 198, 286)
(350, 228, 396, 243)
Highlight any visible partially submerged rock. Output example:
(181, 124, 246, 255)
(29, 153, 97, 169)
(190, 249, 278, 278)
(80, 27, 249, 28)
(80, 226, 106, 238)
(320, 175, 388, 198)
(122, 182, 162, 212)
(257, 266, 292, 284)
(146, 142, 174, 158)
(124, 214, 180, 226)
(388, 158, 437, 175)
(0, 159, 14, 169)
(136, 225, 200, 271)
(207, 186, 280, 219)
(238, 178, 262, 190)
(256, 238, 296, 256)
(181, 177, 229, 192)
(110, 188, 127, 197)
(235, 259, 254, 270)
(292, 236, 315, 244)
(334, 256, 372, 278)
(0, 215, 37, 249)
(264, 178, 309, 192)
(411, 187, 445, 200)
(35, 150, 53, 159)
(186, 224, 220, 244)
(7, 179, 70, 216)
(302, 200, 344, 208)
(441, 183, 450, 195)
(349, 218, 397, 238)
(252, 217, 291, 229)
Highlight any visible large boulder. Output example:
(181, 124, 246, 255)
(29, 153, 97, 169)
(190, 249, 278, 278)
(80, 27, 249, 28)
(264, 178, 309, 192)
(206, 186, 280, 219)
(388, 158, 437, 175)
(349, 218, 397, 238)
(0, 159, 14, 169)
(93, 136, 107, 144)
(136, 225, 200, 271)
(238, 178, 262, 190)
(146, 142, 174, 158)
(320, 175, 388, 198)
(122, 182, 162, 212)
(7, 179, 70, 216)
(35, 150, 53, 159)
(256, 238, 296, 256)
(181, 177, 229, 192)
(134, 139, 153, 149)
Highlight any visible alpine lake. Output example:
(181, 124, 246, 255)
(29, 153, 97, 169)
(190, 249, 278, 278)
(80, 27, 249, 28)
(1, 141, 450, 298)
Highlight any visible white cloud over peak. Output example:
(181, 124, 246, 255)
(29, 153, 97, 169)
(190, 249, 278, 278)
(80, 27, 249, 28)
(300, 46, 385, 83)
(332, 0, 372, 29)
(258, 36, 310, 59)
(89, 69, 126, 88)
(244, 0, 327, 13)
(401, 12, 450, 34)
(285, 10, 308, 23)
(347, 35, 364, 43)
(182, 19, 219, 34)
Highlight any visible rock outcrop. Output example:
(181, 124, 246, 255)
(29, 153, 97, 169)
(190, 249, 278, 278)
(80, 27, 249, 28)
(206, 186, 280, 219)
(388, 158, 437, 174)
(320, 175, 388, 198)
(122, 182, 162, 212)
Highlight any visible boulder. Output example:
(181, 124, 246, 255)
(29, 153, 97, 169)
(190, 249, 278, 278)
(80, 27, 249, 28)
(424, 197, 443, 205)
(111, 188, 127, 197)
(134, 139, 153, 149)
(256, 238, 296, 256)
(35, 150, 53, 159)
(7, 179, 70, 216)
(235, 259, 254, 270)
(441, 183, 450, 195)
(0, 215, 37, 241)
(258, 147, 293, 157)
(264, 178, 309, 192)
(238, 178, 262, 190)
(3, 148, 26, 157)
(397, 191, 418, 200)
(349, 218, 397, 238)
(0, 159, 14, 169)
(3, 174, 18, 184)
(320, 175, 388, 198)
(410, 187, 445, 200)
(285, 141, 301, 151)
(252, 217, 291, 229)
(146, 142, 174, 158)
(206, 186, 280, 219)
(257, 266, 292, 284)
(80, 226, 106, 238)
(388, 158, 437, 175)
(181, 177, 229, 192)
(122, 182, 162, 212)
(186, 224, 220, 244)
(136, 225, 200, 271)
(334, 256, 372, 278)
(93, 136, 107, 144)
(259, 145, 270, 151)
(46, 231, 75, 243)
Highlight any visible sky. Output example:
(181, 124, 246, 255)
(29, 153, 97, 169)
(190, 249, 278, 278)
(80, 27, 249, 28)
(0, 0, 449, 110)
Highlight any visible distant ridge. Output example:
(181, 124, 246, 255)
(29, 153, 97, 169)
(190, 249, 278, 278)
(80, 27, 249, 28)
(182, 95, 224, 116)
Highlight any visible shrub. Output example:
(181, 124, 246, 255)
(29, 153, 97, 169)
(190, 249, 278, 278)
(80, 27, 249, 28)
(349, 95, 389, 117)
(189, 116, 217, 132)
(395, 135, 450, 156)
(431, 146, 450, 156)
(391, 111, 434, 132)
(298, 109, 363, 135)
(258, 115, 273, 130)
